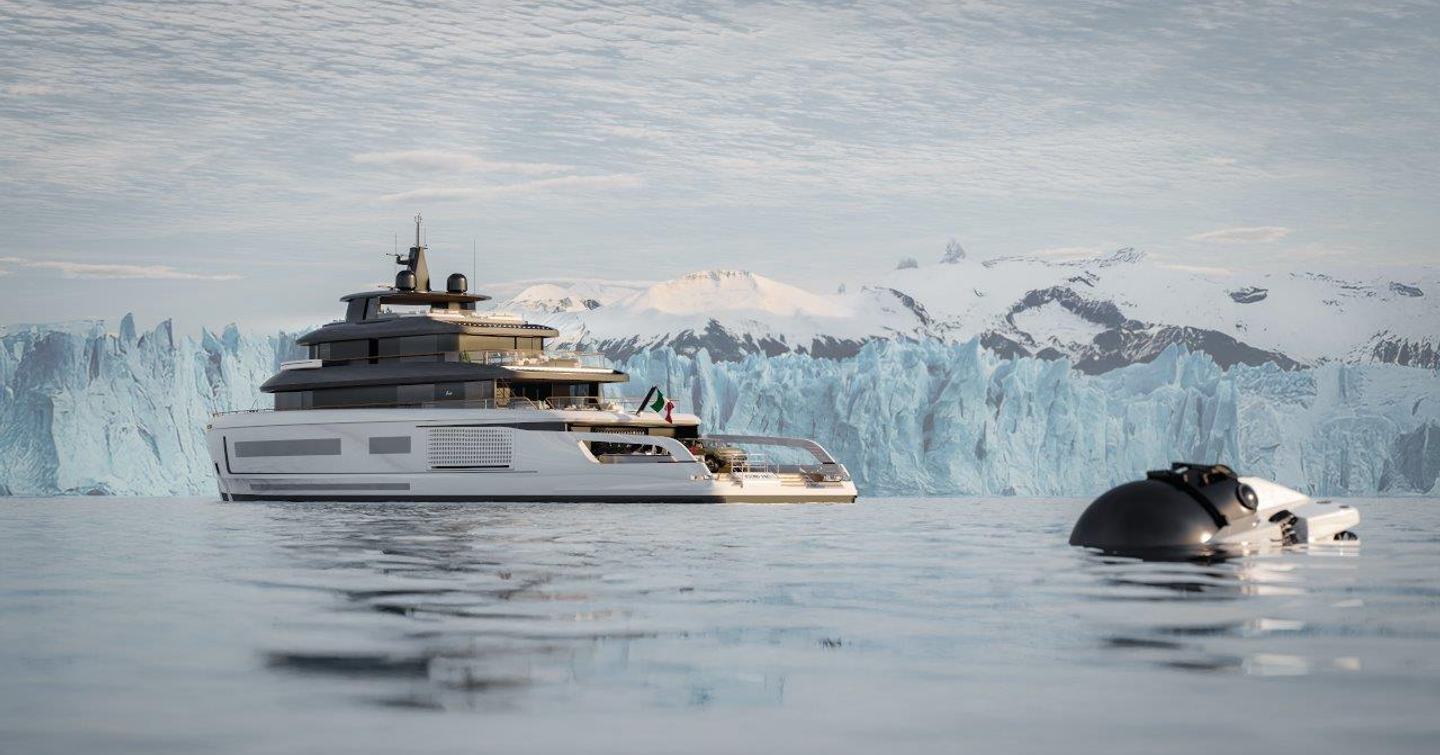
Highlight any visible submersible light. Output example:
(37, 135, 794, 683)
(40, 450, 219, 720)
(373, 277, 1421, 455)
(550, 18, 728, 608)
(1070, 462, 1359, 553)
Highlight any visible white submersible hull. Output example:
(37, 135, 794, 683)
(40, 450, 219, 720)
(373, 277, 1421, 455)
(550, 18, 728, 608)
(1070, 462, 1359, 553)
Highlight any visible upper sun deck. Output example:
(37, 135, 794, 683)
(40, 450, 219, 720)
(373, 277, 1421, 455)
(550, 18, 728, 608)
(340, 289, 491, 305)
(298, 306, 560, 347)
(301, 215, 559, 345)
(338, 288, 496, 325)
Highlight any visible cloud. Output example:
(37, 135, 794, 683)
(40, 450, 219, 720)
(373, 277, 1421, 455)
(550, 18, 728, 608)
(0, 257, 240, 280)
(1186, 226, 1292, 243)
(353, 150, 572, 175)
(380, 174, 644, 204)
(0, 0, 1435, 318)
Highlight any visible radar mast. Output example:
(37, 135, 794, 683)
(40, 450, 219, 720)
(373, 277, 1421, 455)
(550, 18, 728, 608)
(394, 212, 431, 291)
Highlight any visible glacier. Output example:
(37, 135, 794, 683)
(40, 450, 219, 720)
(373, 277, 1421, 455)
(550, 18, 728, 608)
(618, 340, 1440, 497)
(1, 316, 1437, 498)
(0, 316, 301, 496)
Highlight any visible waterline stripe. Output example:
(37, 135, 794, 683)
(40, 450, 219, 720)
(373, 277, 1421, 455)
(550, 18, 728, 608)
(246, 482, 411, 491)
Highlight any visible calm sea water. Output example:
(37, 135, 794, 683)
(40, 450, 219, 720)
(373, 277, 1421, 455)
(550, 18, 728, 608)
(1, 497, 1438, 754)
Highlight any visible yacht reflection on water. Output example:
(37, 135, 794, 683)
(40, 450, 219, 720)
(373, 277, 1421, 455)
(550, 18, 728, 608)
(253, 502, 789, 711)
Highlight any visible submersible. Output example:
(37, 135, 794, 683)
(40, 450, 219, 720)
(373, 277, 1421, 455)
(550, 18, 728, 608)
(1071, 463, 1359, 553)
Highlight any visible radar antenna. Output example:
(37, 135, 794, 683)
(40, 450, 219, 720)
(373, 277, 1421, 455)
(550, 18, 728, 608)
(387, 212, 431, 291)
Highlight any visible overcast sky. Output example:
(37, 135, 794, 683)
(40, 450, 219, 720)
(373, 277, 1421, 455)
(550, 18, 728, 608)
(1, 0, 1436, 329)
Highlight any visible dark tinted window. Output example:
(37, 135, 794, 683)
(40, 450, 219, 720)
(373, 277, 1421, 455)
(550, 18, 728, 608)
(312, 385, 397, 408)
(234, 438, 341, 457)
(369, 436, 411, 454)
(460, 335, 516, 351)
(274, 391, 310, 410)
(397, 384, 433, 405)
(434, 383, 466, 402)
(319, 340, 370, 361)
(379, 335, 443, 357)
(467, 380, 495, 400)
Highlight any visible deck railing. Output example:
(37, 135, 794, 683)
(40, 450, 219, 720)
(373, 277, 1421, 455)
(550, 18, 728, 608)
(460, 349, 608, 368)
(312, 349, 609, 368)
(418, 396, 650, 412)
(699, 434, 852, 482)
(214, 395, 667, 416)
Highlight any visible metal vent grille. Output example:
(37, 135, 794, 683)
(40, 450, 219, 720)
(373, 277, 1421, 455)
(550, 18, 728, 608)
(427, 427, 513, 469)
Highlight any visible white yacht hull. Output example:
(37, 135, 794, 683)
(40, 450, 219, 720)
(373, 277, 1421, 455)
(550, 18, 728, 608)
(206, 408, 858, 503)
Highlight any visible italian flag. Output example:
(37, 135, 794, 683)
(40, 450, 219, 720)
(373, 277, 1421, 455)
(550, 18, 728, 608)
(640, 386, 676, 423)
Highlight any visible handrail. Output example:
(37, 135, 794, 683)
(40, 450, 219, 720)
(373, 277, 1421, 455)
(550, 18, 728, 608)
(314, 312, 544, 327)
(312, 349, 609, 368)
(463, 349, 609, 367)
(367, 310, 533, 324)
(569, 431, 699, 464)
(727, 451, 778, 476)
(213, 395, 677, 416)
(701, 434, 851, 481)
(542, 395, 629, 411)
(702, 434, 840, 465)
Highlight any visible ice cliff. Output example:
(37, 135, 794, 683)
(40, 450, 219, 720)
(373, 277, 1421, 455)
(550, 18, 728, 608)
(0, 316, 300, 496)
(619, 341, 1440, 496)
(2, 317, 1437, 497)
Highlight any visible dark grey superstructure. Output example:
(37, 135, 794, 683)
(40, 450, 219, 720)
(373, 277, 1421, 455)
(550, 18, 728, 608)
(261, 215, 629, 412)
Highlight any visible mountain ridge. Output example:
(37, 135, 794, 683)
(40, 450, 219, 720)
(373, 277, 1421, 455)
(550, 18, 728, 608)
(490, 251, 1437, 373)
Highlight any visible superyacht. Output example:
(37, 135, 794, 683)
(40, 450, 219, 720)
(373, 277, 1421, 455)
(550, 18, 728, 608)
(206, 217, 857, 502)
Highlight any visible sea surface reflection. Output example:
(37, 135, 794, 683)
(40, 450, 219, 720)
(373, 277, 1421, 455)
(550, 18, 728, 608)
(1, 497, 1437, 754)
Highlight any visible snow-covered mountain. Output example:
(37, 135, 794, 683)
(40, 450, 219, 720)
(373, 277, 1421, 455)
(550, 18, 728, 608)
(498, 270, 933, 361)
(877, 248, 1439, 370)
(494, 250, 1438, 373)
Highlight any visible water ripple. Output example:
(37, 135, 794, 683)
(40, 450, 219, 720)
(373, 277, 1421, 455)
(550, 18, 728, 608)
(3, 497, 1439, 754)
